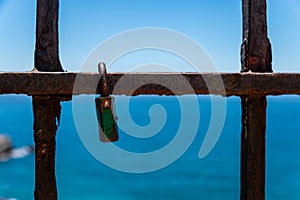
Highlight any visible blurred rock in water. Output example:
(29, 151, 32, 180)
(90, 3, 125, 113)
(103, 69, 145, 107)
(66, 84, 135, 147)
(0, 134, 34, 162)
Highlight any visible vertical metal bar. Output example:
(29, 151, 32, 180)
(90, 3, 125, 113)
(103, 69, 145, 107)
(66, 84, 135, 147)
(241, 0, 272, 73)
(240, 0, 272, 200)
(33, 0, 63, 199)
(241, 96, 267, 200)
(33, 97, 61, 200)
(35, 0, 63, 72)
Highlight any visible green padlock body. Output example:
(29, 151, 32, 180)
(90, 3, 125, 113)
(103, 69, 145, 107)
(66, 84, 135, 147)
(95, 96, 119, 142)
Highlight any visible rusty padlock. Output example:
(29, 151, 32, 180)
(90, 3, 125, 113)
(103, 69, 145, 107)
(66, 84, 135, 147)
(95, 62, 119, 142)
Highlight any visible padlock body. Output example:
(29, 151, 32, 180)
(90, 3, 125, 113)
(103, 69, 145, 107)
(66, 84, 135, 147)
(95, 96, 119, 142)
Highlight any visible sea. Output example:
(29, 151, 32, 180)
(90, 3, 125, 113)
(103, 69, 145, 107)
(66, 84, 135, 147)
(0, 95, 300, 200)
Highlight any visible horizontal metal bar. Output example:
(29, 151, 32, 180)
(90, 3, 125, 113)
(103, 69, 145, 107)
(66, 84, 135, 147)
(0, 72, 300, 96)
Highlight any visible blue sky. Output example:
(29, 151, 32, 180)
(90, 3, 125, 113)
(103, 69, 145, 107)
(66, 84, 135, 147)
(0, 0, 299, 72)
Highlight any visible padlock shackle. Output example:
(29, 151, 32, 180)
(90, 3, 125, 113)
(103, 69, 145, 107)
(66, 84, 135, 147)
(98, 62, 110, 97)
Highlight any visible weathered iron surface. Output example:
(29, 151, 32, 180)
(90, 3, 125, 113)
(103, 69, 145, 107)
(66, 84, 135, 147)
(33, 0, 62, 199)
(241, 96, 266, 200)
(240, 0, 271, 199)
(35, 0, 63, 72)
(241, 0, 272, 72)
(0, 72, 300, 96)
(33, 97, 61, 200)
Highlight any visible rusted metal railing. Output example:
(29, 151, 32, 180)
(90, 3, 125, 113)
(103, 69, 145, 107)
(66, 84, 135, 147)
(0, 0, 297, 199)
(33, 0, 66, 199)
(0, 72, 300, 96)
(240, 0, 272, 199)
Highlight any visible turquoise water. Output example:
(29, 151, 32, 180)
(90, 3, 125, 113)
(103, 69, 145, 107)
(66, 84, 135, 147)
(0, 95, 300, 199)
